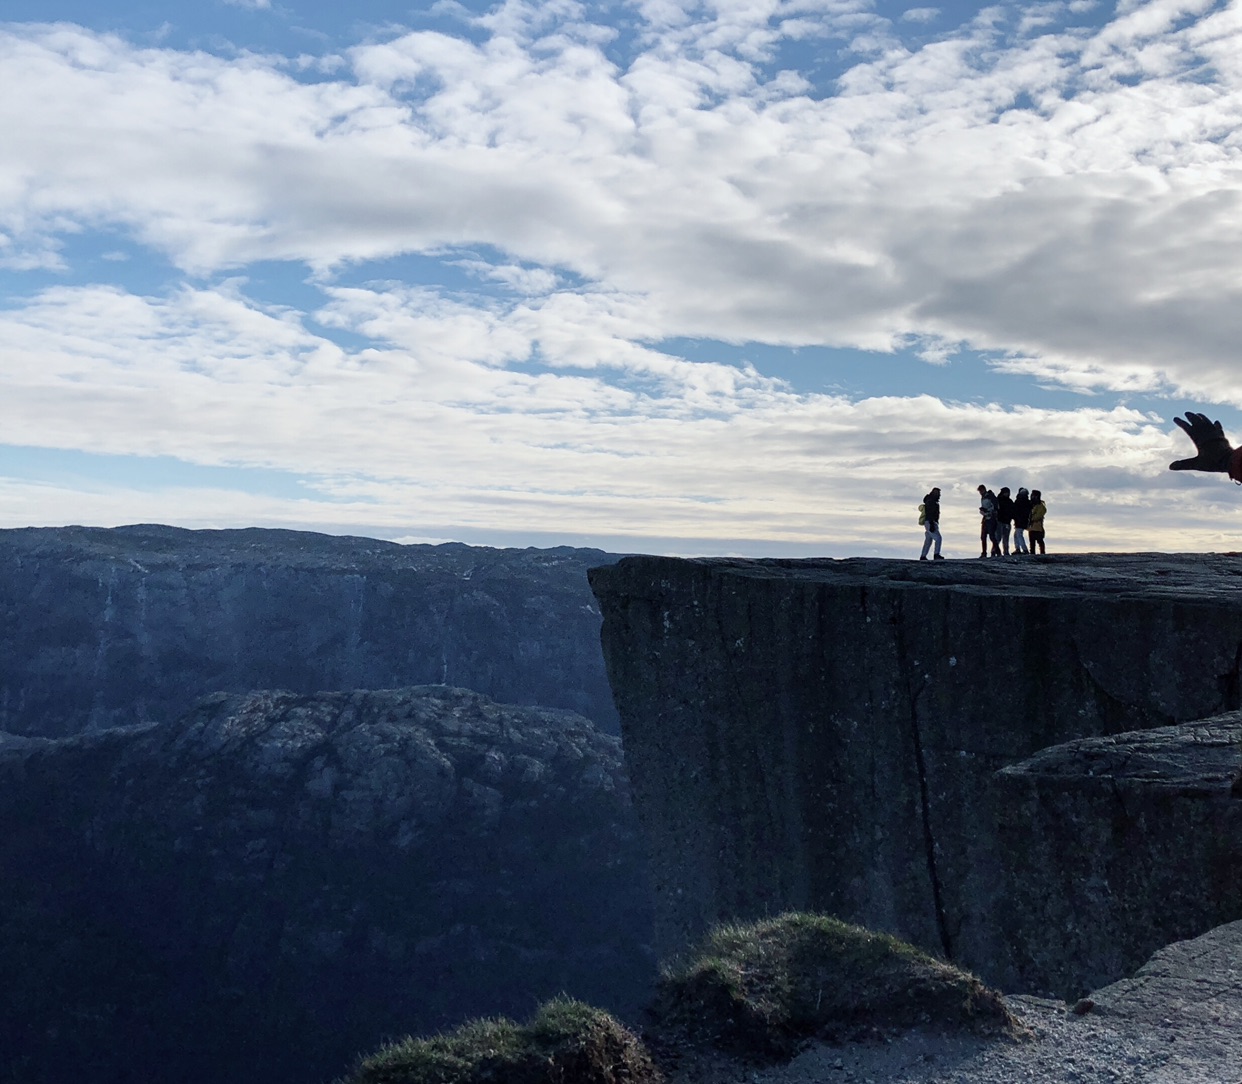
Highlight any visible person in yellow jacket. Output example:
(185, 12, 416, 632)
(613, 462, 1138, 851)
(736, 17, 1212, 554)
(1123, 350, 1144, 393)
(1027, 490, 1047, 554)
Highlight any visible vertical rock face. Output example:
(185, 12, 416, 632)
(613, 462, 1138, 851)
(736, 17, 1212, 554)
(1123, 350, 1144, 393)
(0, 687, 654, 1084)
(994, 714, 1242, 998)
(588, 553, 1242, 990)
(0, 525, 620, 737)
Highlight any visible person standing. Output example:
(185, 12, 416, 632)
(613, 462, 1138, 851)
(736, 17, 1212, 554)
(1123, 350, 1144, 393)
(1012, 487, 1031, 554)
(1028, 490, 1048, 554)
(919, 487, 944, 560)
(977, 485, 999, 557)
(996, 487, 1014, 556)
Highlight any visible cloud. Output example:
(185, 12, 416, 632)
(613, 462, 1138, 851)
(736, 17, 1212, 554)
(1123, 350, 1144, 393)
(0, 277, 1220, 554)
(1, 2, 1242, 550)
(2, 5, 1240, 405)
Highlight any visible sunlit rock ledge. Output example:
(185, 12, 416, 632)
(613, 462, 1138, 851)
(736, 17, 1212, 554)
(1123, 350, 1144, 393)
(588, 552, 1242, 996)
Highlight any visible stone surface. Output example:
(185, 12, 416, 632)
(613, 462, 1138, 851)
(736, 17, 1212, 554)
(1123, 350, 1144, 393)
(588, 552, 1242, 990)
(0, 686, 654, 1084)
(994, 714, 1242, 998)
(0, 524, 621, 738)
(1091, 917, 1242, 1030)
(727, 921, 1242, 1084)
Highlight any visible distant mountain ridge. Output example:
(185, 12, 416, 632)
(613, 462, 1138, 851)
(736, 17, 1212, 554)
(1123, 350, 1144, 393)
(0, 524, 622, 737)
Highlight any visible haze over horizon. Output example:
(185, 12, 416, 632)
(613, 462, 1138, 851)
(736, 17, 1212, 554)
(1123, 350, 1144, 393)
(3, 0, 1241, 558)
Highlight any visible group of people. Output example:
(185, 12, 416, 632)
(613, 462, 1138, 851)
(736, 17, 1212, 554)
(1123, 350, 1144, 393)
(974, 485, 1046, 557)
(917, 485, 1047, 560)
(913, 411, 1242, 563)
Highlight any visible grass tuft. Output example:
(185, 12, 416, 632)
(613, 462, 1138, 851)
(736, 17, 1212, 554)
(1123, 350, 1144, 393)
(649, 912, 1019, 1059)
(340, 996, 661, 1084)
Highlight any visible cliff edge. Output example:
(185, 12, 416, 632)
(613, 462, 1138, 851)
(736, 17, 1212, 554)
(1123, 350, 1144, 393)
(589, 553, 1242, 993)
(0, 525, 620, 737)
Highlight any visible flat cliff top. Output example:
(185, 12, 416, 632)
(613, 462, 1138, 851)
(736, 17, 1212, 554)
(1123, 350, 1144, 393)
(591, 552, 1242, 603)
(0, 524, 618, 573)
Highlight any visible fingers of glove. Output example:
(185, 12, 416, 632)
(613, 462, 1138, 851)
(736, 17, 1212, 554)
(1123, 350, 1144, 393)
(1169, 457, 1201, 471)
(1181, 412, 1225, 441)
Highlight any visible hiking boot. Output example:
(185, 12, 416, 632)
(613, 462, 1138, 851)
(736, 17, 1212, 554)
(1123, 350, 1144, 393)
(934, 554, 945, 560)
(919, 555, 928, 560)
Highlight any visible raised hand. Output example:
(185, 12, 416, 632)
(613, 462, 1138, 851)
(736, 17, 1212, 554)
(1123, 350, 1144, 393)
(1170, 412, 1235, 473)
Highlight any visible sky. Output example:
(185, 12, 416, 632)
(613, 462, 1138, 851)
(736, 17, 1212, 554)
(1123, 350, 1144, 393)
(2, 0, 1242, 558)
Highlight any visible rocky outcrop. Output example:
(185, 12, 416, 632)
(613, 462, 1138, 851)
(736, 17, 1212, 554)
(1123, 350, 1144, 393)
(588, 553, 1242, 991)
(0, 686, 654, 1084)
(741, 919, 1242, 1084)
(1090, 916, 1242, 1029)
(994, 713, 1242, 999)
(0, 525, 620, 738)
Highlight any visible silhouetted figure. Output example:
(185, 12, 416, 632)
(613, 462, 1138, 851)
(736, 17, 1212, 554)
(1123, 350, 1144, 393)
(1170, 413, 1242, 481)
(977, 485, 999, 557)
(1012, 487, 1031, 554)
(996, 487, 1014, 556)
(920, 487, 944, 560)
(1028, 490, 1047, 554)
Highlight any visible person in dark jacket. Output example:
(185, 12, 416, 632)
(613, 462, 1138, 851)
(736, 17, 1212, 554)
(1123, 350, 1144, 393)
(1170, 412, 1242, 481)
(977, 485, 999, 557)
(996, 486, 1014, 556)
(1012, 487, 1032, 554)
(920, 487, 944, 560)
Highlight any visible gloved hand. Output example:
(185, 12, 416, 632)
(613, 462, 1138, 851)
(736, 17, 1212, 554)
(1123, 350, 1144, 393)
(1170, 412, 1235, 473)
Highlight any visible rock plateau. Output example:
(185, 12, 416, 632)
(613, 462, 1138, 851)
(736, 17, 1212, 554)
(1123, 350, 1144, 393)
(589, 552, 1242, 995)
(0, 524, 620, 738)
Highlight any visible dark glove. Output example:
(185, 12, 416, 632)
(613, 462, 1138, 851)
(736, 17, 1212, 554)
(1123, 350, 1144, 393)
(1170, 412, 1235, 473)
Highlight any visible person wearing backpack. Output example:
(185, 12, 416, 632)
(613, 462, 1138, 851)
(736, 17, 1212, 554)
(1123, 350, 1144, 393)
(977, 485, 999, 557)
(919, 487, 944, 560)
(1012, 487, 1032, 554)
(995, 486, 1014, 556)
(1028, 490, 1048, 554)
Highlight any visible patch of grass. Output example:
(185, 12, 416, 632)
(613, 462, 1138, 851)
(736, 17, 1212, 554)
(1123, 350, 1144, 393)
(649, 912, 1018, 1059)
(341, 997, 661, 1084)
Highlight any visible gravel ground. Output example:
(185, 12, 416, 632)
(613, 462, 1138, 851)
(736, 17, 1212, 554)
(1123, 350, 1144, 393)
(681, 921, 1242, 1084)
(749, 996, 1240, 1084)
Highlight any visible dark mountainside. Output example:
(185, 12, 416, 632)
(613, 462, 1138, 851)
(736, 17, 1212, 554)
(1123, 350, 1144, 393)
(590, 552, 1242, 998)
(0, 524, 621, 738)
(0, 687, 654, 1084)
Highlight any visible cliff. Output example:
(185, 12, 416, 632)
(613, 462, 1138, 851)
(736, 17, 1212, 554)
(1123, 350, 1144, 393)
(0, 686, 653, 1084)
(589, 552, 1242, 993)
(0, 525, 620, 737)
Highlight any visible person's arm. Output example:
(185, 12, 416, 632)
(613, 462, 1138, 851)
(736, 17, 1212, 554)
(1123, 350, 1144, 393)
(1170, 413, 1242, 481)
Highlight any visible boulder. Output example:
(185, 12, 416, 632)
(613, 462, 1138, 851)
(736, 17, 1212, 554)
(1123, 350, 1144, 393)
(1091, 917, 1242, 1034)
(994, 713, 1242, 999)
(0, 686, 654, 1084)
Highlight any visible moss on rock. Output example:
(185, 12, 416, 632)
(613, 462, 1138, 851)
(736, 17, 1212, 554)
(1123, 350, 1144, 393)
(342, 997, 661, 1084)
(649, 912, 1018, 1059)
